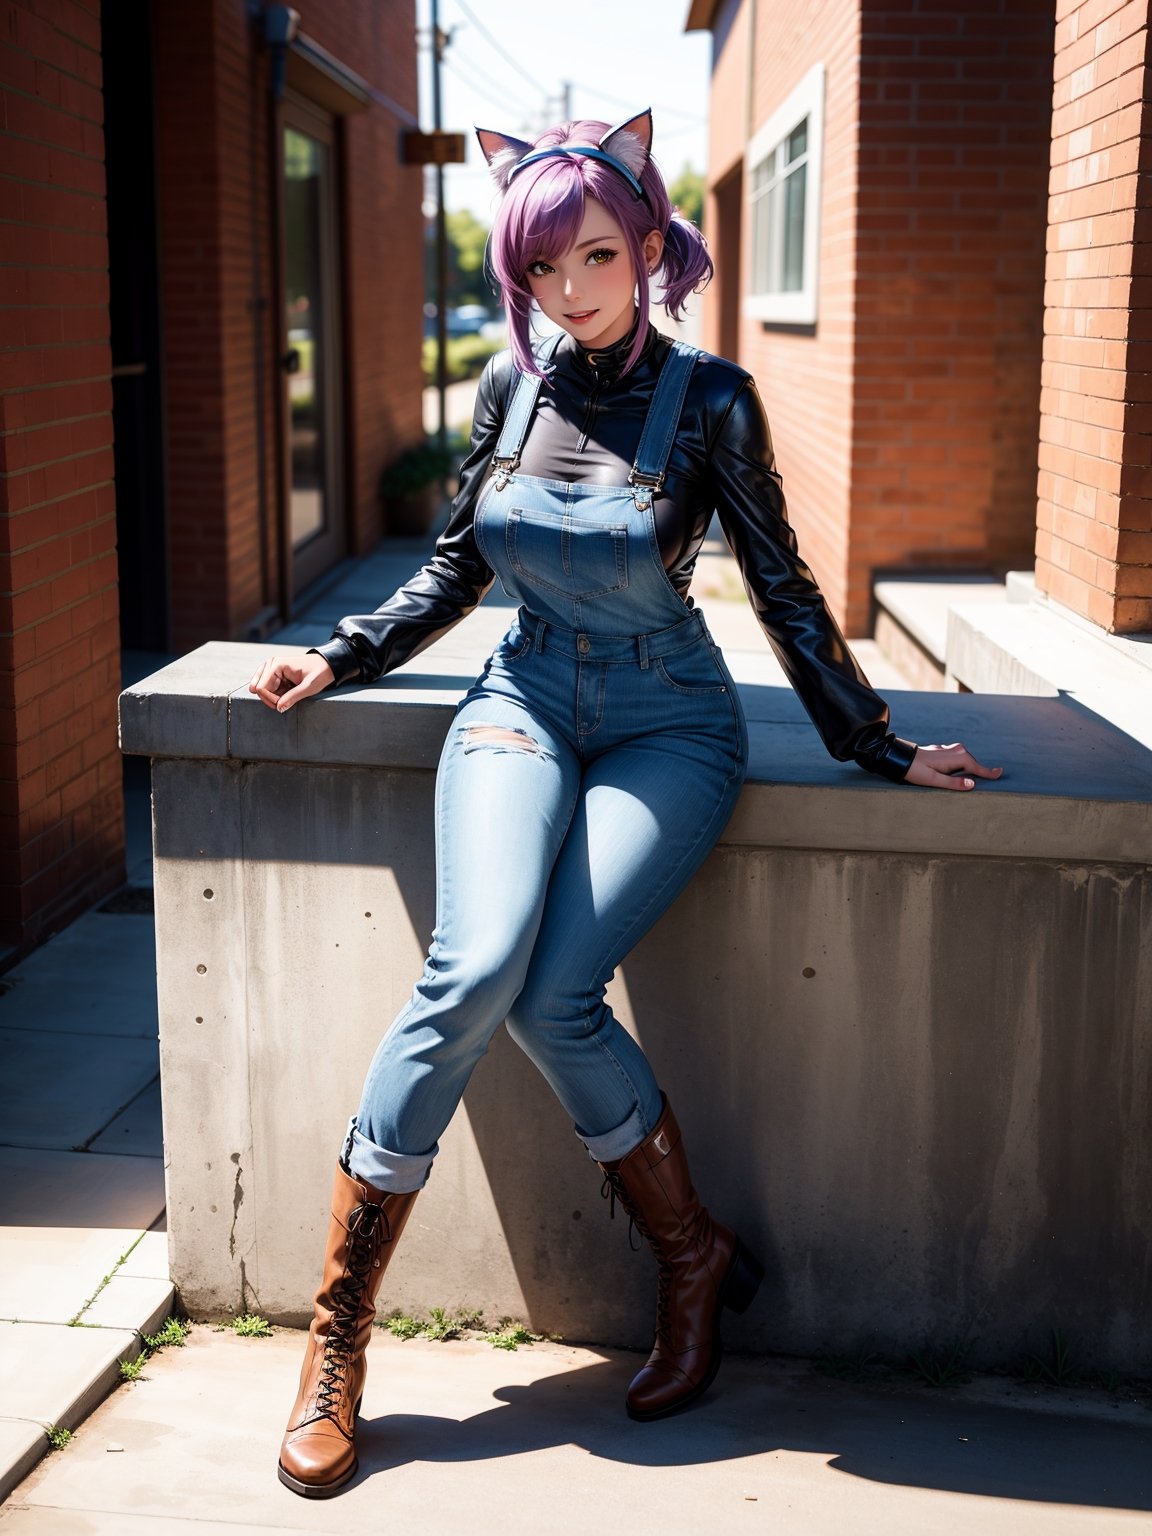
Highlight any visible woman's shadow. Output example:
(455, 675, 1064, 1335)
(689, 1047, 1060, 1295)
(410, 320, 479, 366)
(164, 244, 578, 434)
(357, 1349, 775, 1475)
(355, 1348, 1152, 1514)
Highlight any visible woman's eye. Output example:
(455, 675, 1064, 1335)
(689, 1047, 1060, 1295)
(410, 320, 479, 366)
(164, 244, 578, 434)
(526, 260, 554, 278)
(587, 248, 616, 266)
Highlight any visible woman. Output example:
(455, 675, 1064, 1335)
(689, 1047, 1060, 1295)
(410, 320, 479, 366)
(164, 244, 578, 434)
(251, 110, 1001, 1499)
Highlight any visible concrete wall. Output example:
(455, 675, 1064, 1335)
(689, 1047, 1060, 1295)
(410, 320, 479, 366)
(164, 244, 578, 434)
(122, 643, 1152, 1373)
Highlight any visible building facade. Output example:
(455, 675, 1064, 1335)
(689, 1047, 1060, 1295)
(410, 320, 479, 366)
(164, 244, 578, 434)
(688, 0, 1152, 643)
(1, 0, 425, 960)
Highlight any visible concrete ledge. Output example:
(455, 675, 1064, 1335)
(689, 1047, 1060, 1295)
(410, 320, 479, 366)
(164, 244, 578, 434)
(119, 641, 1152, 1375)
(124, 642, 1152, 863)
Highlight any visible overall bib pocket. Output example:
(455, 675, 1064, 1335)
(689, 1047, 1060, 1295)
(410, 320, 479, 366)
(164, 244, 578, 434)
(507, 506, 629, 601)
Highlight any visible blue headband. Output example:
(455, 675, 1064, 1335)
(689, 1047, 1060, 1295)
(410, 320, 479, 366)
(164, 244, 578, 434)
(506, 145, 654, 213)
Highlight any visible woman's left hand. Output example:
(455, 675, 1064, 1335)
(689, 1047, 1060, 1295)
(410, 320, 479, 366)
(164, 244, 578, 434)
(904, 742, 1003, 792)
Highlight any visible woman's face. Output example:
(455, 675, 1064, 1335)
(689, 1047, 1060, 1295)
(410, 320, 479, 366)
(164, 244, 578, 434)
(524, 198, 661, 352)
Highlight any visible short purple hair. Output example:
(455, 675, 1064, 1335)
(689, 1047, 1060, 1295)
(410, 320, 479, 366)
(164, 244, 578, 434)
(488, 119, 713, 380)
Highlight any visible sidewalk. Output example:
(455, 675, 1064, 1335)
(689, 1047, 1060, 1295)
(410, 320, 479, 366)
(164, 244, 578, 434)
(3, 1328, 1150, 1534)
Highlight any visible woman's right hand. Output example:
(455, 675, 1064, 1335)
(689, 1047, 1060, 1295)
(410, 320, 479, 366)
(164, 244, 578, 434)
(249, 652, 335, 712)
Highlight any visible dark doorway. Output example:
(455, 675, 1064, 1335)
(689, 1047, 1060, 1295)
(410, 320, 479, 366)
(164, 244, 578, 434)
(280, 94, 347, 595)
(102, 0, 169, 653)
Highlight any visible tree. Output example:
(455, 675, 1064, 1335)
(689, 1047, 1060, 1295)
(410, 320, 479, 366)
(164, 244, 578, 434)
(425, 208, 495, 315)
(668, 163, 705, 232)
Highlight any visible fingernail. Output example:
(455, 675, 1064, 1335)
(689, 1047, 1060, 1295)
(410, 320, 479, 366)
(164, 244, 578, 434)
(964, 778, 974, 789)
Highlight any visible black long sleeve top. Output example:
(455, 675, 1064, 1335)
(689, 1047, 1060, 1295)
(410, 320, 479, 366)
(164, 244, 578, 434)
(312, 321, 916, 782)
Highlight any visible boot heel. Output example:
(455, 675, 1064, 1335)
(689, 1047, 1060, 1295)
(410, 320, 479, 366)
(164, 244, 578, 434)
(722, 1240, 764, 1315)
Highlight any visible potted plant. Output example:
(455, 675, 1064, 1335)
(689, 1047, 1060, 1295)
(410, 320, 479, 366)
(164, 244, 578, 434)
(378, 440, 453, 536)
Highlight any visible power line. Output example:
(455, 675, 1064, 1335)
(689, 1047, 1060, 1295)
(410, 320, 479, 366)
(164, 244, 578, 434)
(444, 53, 531, 121)
(567, 81, 704, 125)
(450, 0, 546, 95)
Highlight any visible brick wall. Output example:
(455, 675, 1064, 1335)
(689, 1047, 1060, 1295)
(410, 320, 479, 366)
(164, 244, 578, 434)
(0, 0, 124, 957)
(737, 0, 863, 627)
(850, 0, 1055, 636)
(1039, 0, 1152, 633)
(152, 0, 423, 650)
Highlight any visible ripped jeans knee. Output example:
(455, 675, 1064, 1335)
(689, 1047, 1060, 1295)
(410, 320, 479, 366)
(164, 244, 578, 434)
(459, 722, 553, 760)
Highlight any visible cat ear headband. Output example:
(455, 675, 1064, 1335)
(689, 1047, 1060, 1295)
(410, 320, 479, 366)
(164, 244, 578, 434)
(475, 108, 655, 215)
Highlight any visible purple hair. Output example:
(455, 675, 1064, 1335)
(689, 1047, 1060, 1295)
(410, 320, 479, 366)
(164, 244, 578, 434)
(487, 119, 713, 380)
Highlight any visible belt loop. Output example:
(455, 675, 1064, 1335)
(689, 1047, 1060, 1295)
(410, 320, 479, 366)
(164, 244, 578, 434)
(638, 633, 650, 670)
(534, 619, 547, 654)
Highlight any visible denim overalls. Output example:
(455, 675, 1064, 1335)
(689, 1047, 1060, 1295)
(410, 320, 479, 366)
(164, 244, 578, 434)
(345, 337, 749, 1192)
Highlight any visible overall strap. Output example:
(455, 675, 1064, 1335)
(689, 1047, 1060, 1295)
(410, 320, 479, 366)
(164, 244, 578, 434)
(629, 340, 701, 491)
(492, 332, 563, 474)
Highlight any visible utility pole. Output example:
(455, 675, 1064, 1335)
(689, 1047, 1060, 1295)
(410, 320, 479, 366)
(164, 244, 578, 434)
(431, 0, 448, 458)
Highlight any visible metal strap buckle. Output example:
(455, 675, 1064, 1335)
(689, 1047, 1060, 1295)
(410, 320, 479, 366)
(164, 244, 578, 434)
(628, 468, 666, 491)
(491, 455, 518, 490)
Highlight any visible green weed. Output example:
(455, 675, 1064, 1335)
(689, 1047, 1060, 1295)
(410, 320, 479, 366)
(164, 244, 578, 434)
(1022, 1327, 1079, 1387)
(422, 1307, 459, 1342)
(143, 1317, 190, 1351)
(385, 1312, 425, 1340)
(815, 1347, 878, 1382)
(483, 1322, 539, 1352)
(44, 1425, 72, 1450)
(230, 1312, 273, 1338)
(119, 1356, 145, 1382)
(67, 1234, 147, 1326)
(907, 1338, 970, 1388)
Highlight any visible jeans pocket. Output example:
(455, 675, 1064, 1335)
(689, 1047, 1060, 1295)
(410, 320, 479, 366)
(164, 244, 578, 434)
(654, 643, 729, 695)
(492, 621, 533, 664)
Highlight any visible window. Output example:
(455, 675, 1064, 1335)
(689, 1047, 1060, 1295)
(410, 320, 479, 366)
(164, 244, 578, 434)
(744, 65, 824, 325)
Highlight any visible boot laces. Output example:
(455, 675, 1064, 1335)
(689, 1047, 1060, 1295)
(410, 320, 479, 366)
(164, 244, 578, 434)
(313, 1201, 387, 1419)
(600, 1172, 674, 1341)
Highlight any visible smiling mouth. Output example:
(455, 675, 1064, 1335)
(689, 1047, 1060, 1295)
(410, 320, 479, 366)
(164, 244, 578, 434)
(565, 309, 598, 322)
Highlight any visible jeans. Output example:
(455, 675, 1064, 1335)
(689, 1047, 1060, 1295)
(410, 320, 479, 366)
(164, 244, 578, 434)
(345, 608, 747, 1192)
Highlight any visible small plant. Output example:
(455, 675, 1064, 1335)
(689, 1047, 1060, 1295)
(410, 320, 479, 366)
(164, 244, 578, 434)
(907, 1338, 970, 1388)
(484, 1321, 538, 1352)
(231, 1312, 273, 1338)
(143, 1317, 190, 1351)
(422, 1306, 460, 1342)
(378, 441, 453, 498)
(1022, 1327, 1079, 1387)
(454, 1306, 486, 1331)
(384, 1312, 424, 1340)
(44, 1425, 72, 1450)
(815, 1347, 878, 1382)
(119, 1356, 145, 1382)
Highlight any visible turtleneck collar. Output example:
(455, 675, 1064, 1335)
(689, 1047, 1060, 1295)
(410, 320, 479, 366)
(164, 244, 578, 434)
(563, 311, 659, 385)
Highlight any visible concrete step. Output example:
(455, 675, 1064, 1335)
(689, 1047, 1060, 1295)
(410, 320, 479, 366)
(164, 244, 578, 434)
(873, 576, 1009, 690)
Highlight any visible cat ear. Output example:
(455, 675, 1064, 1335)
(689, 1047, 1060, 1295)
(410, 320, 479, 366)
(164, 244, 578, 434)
(475, 127, 535, 188)
(598, 109, 653, 176)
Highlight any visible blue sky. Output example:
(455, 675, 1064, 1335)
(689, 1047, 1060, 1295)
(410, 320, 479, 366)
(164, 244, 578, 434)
(415, 0, 712, 219)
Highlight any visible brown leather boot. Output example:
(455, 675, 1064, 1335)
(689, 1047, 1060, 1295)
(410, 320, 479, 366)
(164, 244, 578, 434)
(599, 1097, 762, 1421)
(277, 1163, 418, 1497)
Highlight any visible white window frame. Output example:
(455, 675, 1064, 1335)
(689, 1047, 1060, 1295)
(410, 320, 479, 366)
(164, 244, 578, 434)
(743, 63, 825, 326)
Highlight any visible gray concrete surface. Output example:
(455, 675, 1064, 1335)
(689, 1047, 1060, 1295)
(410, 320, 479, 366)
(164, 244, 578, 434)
(2, 1329, 1150, 1534)
(119, 532, 1152, 1376)
(947, 591, 1152, 750)
(0, 906, 171, 1501)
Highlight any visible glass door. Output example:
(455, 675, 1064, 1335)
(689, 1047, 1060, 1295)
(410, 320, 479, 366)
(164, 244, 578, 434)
(281, 100, 345, 594)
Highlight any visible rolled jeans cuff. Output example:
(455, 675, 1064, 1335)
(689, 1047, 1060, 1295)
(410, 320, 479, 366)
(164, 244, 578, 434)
(578, 1100, 652, 1164)
(342, 1116, 437, 1194)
